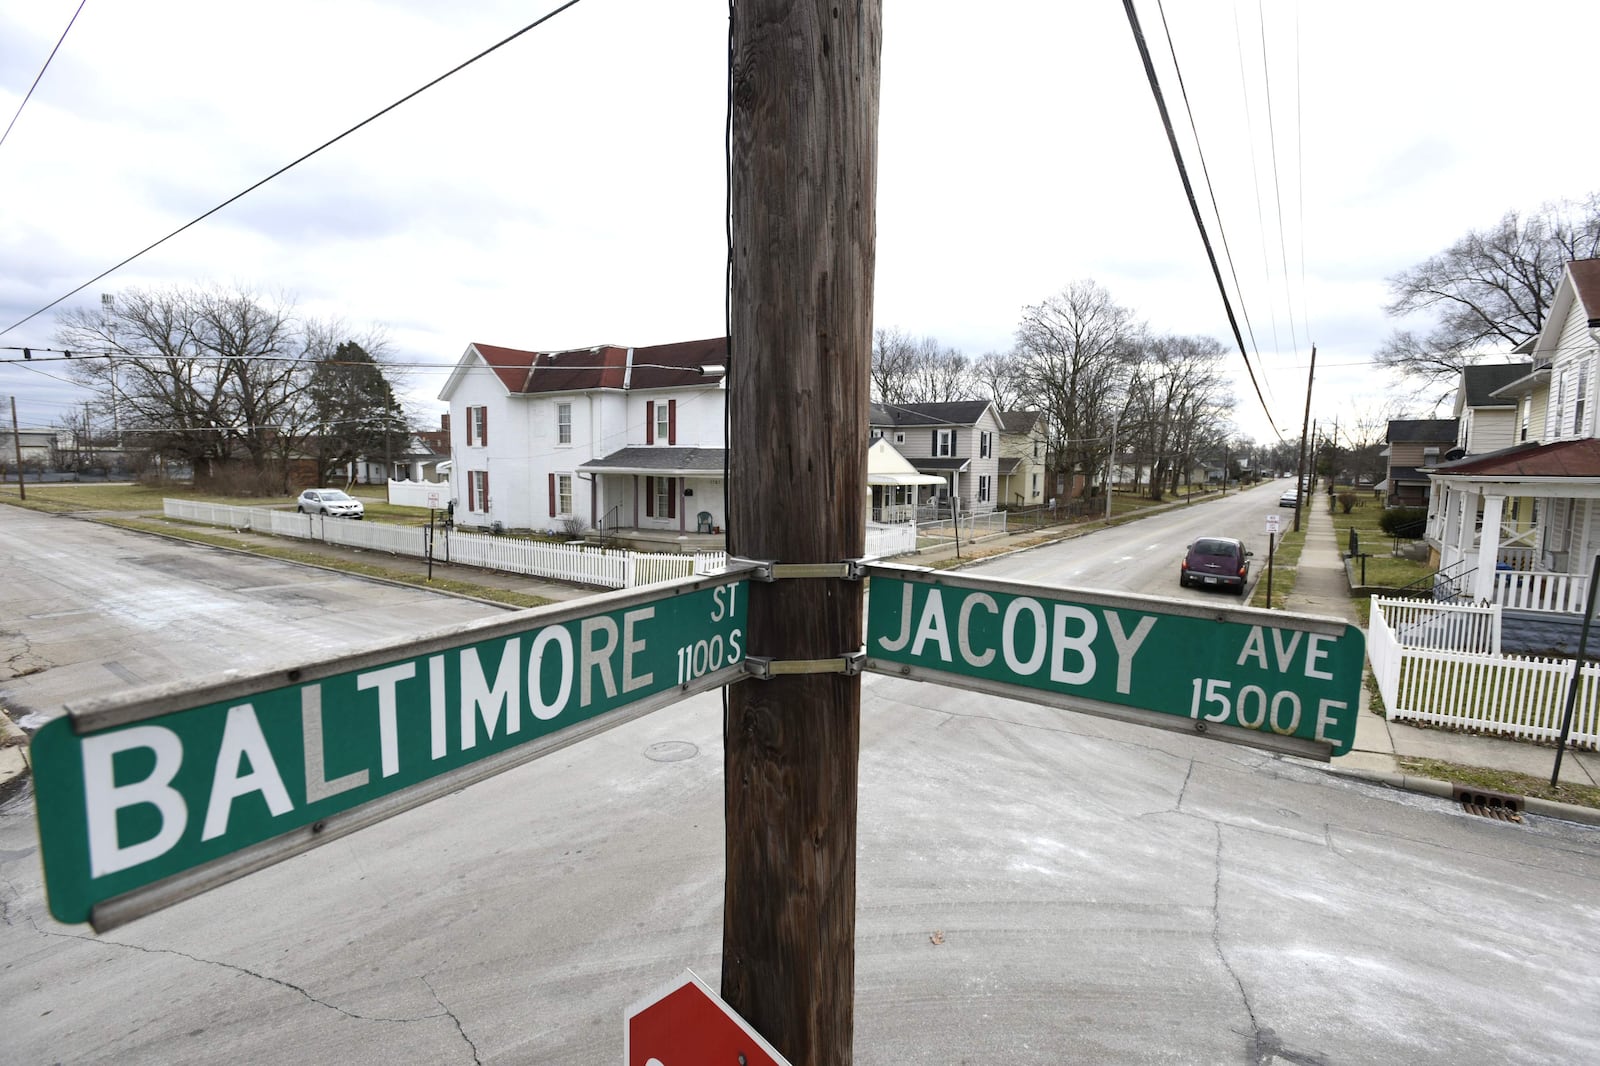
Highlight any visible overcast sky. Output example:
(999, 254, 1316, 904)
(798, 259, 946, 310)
(2, 0, 1596, 449)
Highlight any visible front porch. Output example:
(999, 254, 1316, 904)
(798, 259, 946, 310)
(588, 526, 726, 553)
(1427, 440, 1600, 616)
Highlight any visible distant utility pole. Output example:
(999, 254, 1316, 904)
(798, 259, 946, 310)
(10, 396, 25, 500)
(725, 3, 881, 1064)
(1293, 345, 1316, 532)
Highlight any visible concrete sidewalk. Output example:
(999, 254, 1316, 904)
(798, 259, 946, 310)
(1283, 487, 1599, 821)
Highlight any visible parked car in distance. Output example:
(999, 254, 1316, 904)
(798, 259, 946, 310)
(1279, 489, 1299, 507)
(1180, 536, 1251, 593)
(297, 488, 364, 518)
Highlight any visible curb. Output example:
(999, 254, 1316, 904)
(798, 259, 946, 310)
(1323, 765, 1600, 828)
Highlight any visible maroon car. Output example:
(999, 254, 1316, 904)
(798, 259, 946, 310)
(1179, 536, 1251, 594)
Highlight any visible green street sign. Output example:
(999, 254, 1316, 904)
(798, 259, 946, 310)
(864, 567, 1364, 760)
(32, 573, 748, 930)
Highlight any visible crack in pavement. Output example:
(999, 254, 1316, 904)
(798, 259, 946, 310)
(0, 627, 52, 681)
(21, 914, 449, 1026)
(1210, 825, 1262, 1047)
(423, 974, 483, 1065)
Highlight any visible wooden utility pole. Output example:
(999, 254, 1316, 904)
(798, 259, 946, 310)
(10, 396, 25, 500)
(725, 3, 881, 1063)
(1293, 345, 1316, 532)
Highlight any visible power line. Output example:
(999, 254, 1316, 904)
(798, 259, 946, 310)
(0, 0, 586, 339)
(0, 0, 88, 154)
(1120, 0, 1282, 443)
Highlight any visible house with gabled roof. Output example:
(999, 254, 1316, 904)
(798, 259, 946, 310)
(1426, 259, 1600, 621)
(997, 409, 1049, 508)
(1453, 361, 1532, 456)
(1380, 417, 1458, 508)
(868, 400, 1005, 514)
(438, 337, 727, 541)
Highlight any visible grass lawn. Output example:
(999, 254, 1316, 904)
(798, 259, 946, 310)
(1325, 487, 1431, 591)
(102, 518, 553, 609)
(0, 481, 436, 525)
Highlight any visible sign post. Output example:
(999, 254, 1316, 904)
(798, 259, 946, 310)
(865, 566, 1363, 759)
(31, 571, 749, 930)
(1265, 513, 1281, 608)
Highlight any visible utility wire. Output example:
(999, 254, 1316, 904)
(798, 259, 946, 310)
(0, 0, 88, 153)
(1152, 0, 1268, 404)
(0, 0, 586, 339)
(1120, 0, 1281, 443)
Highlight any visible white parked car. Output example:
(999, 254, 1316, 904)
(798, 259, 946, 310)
(297, 488, 364, 518)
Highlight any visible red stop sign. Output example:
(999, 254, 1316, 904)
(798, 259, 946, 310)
(624, 970, 791, 1066)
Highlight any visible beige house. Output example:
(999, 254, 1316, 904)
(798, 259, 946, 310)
(997, 410, 1049, 508)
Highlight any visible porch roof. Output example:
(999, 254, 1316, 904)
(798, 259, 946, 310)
(911, 457, 971, 473)
(1429, 437, 1600, 495)
(577, 447, 727, 477)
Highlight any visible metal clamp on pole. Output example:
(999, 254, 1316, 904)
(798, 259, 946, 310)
(744, 650, 866, 680)
(726, 557, 870, 582)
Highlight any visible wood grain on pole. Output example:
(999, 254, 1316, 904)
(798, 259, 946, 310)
(725, 3, 881, 1064)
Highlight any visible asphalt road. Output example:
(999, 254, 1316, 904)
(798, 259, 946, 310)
(968, 478, 1299, 599)
(0, 506, 507, 726)
(5, 501, 1600, 1064)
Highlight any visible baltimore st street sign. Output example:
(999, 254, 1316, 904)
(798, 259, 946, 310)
(864, 565, 1364, 760)
(31, 570, 749, 931)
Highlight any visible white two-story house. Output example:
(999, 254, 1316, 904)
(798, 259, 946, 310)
(438, 337, 727, 540)
(1426, 258, 1600, 621)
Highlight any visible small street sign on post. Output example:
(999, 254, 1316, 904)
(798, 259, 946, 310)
(865, 565, 1364, 759)
(625, 969, 792, 1066)
(31, 571, 749, 930)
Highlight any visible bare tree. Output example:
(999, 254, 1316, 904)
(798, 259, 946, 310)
(971, 349, 1028, 411)
(1014, 280, 1139, 497)
(1379, 193, 1600, 389)
(871, 327, 973, 403)
(1121, 334, 1232, 500)
(56, 284, 401, 493)
(871, 326, 918, 403)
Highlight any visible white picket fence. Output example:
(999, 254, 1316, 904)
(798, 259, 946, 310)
(387, 478, 450, 509)
(162, 499, 725, 590)
(865, 522, 918, 559)
(1368, 597, 1598, 749)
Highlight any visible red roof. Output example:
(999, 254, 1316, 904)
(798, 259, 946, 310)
(1571, 259, 1600, 326)
(469, 337, 726, 395)
(1435, 437, 1600, 478)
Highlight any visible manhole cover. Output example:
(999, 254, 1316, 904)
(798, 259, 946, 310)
(645, 741, 699, 763)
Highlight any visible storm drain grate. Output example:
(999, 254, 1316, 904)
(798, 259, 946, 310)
(1452, 785, 1524, 823)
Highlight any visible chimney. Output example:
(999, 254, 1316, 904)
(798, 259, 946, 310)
(440, 412, 451, 433)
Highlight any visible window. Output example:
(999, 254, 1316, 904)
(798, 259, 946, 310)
(978, 475, 991, 502)
(468, 405, 488, 446)
(1577, 372, 1587, 435)
(870, 427, 883, 441)
(646, 399, 677, 445)
(935, 429, 954, 457)
(1522, 396, 1531, 442)
(645, 476, 678, 519)
(979, 431, 991, 458)
(557, 402, 572, 445)
(555, 474, 572, 515)
(1423, 446, 1440, 464)
(1033, 440, 1041, 460)
(468, 469, 489, 513)
(1032, 472, 1040, 494)
(895, 432, 905, 444)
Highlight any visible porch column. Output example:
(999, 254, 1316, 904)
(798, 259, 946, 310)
(1471, 493, 1505, 602)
